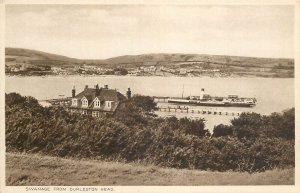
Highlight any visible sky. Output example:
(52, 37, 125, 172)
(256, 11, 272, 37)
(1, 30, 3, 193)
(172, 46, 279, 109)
(5, 4, 294, 59)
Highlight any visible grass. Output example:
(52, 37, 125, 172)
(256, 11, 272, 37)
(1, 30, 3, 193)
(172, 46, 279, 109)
(6, 152, 294, 186)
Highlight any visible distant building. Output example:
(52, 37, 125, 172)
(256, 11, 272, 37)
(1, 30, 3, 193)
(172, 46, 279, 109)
(157, 66, 165, 71)
(13, 67, 20, 72)
(20, 64, 27, 71)
(69, 84, 131, 116)
(143, 66, 156, 72)
(51, 67, 63, 73)
(114, 71, 122, 75)
(166, 68, 176, 73)
(179, 68, 187, 75)
(128, 69, 142, 75)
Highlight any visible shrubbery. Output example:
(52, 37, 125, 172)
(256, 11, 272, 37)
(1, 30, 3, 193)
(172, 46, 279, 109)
(212, 110, 295, 140)
(5, 93, 295, 173)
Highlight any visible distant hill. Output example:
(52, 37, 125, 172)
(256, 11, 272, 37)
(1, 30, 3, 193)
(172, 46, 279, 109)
(101, 53, 294, 68)
(5, 48, 294, 69)
(5, 47, 82, 66)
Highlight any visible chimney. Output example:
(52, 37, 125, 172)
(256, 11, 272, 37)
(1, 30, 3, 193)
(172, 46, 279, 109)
(104, 85, 108, 89)
(200, 88, 205, 100)
(95, 84, 100, 96)
(72, 86, 76, 98)
(85, 85, 88, 90)
(126, 88, 132, 100)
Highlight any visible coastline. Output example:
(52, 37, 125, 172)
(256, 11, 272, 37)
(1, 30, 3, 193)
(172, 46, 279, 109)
(4, 74, 295, 78)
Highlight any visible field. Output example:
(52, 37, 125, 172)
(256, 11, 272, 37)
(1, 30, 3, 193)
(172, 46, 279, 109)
(6, 153, 294, 186)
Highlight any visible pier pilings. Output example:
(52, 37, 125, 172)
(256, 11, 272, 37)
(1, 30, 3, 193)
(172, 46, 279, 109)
(156, 105, 242, 116)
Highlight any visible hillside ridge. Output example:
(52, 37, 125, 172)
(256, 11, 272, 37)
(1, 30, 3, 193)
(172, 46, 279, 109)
(6, 47, 294, 66)
(5, 47, 294, 77)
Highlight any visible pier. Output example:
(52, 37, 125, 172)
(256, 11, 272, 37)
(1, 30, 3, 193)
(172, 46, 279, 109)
(153, 95, 253, 117)
(39, 98, 71, 106)
(156, 105, 243, 116)
(153, 96, 169, 103)
(41, 96, 246, 116)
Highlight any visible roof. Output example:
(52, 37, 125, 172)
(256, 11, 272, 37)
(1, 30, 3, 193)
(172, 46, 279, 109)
(74, 87, 126, 102)
(101, 89, 127, 101)
(82, 95, 94, 104)
(117, 92, 127, 101)
(74, 88, 97, 99)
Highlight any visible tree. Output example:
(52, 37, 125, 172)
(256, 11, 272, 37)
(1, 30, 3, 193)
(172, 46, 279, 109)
(263, 109, 295, 140)
(5, 92, 295, 172)
(114, 102, 148, 126)
(212, 124, 233, 137)
(5, 92, 26, 106)
(280, 108, 295, 140)
(114, 67, 128, 75)
(132, 95, 157, 112)
(178, 117, 209, 137)
(231, 112, 263, 139)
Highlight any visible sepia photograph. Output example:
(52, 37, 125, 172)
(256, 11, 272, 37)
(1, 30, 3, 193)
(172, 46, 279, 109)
(1, 1, 299, 192)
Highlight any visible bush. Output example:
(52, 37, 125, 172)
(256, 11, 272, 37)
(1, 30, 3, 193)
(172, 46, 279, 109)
(5, 93, 295, 173)
(231, 112, 263, 139)
(212, 110, 295, 140)
(131, 95, 158, 112)
(212, 124, 233, 137)
(113, 68, 128, 75)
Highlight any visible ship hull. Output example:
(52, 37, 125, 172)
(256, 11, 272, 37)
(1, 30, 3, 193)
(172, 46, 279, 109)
(167, 99, 255, 107)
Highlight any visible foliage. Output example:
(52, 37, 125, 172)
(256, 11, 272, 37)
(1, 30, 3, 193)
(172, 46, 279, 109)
(113, 68, 128, 75)
(5, 93, 295, 173)
(214, 110, 295, 140)
(114, 102, 149, 127)
(131, 95, 158, 112)
(212, 124, 233, 137)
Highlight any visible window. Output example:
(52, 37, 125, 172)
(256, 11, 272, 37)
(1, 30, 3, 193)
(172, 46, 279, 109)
(82, 110, 88, 115)
(82, 98, 88, 107)
(94, 100, 100, 108)
(92, 111, 100, 117)
(72, 99, 77, 106)
(105, 101, 112, 108)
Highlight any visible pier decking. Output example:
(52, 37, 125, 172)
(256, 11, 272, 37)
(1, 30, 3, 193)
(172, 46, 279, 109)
(157, 105, 242, 116)
(39, 98, 71, 106)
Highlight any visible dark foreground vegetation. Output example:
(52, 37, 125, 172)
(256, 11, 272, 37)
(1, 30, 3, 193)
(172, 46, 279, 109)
(5, 93, 294, 173)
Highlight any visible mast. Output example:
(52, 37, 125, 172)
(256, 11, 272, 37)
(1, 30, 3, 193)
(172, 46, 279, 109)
(182, 84, 184, 99)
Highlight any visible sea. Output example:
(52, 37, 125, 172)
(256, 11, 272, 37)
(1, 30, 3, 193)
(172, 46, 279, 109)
(5, 76, 294, 132)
